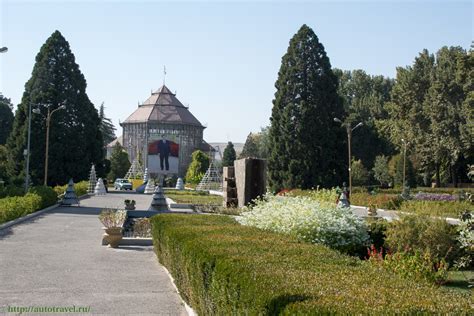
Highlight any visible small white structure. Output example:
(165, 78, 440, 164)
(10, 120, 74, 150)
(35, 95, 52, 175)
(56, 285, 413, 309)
(143, 168, 149, 183)
(87, 164, 97, 195)
(144, 179, 155, 194)
(94, 178, 107, 195)
(175, 177, 184, 190)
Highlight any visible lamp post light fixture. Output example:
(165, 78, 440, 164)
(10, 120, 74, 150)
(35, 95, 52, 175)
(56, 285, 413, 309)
(43, 104, 66, 185)
(0, 47, 7, 53)
(334, 117, 363, 199)
(24, 105, 41, 192)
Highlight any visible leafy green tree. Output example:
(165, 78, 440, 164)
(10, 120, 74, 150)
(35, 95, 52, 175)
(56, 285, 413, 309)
(372, 155, 391, 187)
(351, 159, 369, 186)
(0, 145, 8, 181)
(389, 154, 416, 188)
(99, 102, 116, 147)
(333, 69, 394, 168)
(222, 141, 237, 167)
(0, 94, 14, 145)
(6, 30, 104, 186)
(185, 150, 209, 184)
(108, 143, 130, 180)
(268, 24, 345, 191)
(239, 133, 259, 158)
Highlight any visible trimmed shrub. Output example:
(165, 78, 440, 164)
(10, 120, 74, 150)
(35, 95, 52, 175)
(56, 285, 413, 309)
(399, 200, 473, 218)
(385, 215, 461, 265)
(151, 214, 471, 314)
(0, 184, 24, 199)
(53, 181, 88, 198)
(238, 194, 369, 253)
(350, 192, 402, 210)
(29, 186, 58, 209)
(0, 193, 42, 224)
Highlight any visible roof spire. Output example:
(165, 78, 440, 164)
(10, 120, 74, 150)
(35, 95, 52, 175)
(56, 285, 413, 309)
(163, 65, 167, 86)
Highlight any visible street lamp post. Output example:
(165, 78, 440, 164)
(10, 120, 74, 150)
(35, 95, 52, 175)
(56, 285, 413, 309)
(43, 104, 66, 185)
(334, 118, 363, 199)
(24, 103, 34, 192)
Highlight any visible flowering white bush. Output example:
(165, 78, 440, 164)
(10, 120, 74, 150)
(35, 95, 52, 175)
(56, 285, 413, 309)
(237, 194, 369, 253)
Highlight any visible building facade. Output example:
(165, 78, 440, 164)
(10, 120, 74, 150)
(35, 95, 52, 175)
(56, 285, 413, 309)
(120, 85, 210, 178)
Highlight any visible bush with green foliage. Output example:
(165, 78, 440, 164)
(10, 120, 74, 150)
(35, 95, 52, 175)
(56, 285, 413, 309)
(351, 159, 369, 186)
(53, 181, 88, 198)
(29, 186, 58, 209)
(108, 143, 131, 181)
(0, 193, 43, 224)
(399, 200, 473, 218)
(151, 214, 471, 314)
(350, 192, 402, 209)
(238, 194, 369, 253)
(368, 247, 449, 285)
(287, 187, 339, 206)
(222, 141, 236, 167)
(385, 215, 461, 266)
(0, 184, 24, 199)
(185, 150, 209, 184)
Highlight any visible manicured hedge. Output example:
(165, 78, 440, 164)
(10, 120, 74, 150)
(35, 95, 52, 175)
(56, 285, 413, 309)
(0, 186, 58, 225)
(151, 214, 471, 315)
(0, 193, 42, 224)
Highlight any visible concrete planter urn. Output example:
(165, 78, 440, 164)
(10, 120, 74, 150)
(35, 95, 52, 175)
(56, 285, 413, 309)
(104, 227, 123, 248)
(99, 209, 127, 248)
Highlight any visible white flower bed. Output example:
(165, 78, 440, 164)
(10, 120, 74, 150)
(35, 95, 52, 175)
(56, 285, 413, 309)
(237, 194, 369, 252)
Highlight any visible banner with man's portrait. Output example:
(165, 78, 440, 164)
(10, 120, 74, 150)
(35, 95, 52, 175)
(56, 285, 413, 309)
(147, 136, 179, 174)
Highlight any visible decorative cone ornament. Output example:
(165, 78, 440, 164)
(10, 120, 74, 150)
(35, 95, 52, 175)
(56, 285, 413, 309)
(143, 168, 149, 183)
(61, 179, 80, 206)
(175, 177, 184, 190)
(88, 164, 97, 194)
(150, 185, 168, 211)
(94, 178, 107, 195)
(337, 192, 350, 208)
(144, 179, 155, 194)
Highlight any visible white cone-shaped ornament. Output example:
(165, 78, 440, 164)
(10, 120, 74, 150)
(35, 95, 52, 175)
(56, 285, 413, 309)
(175, 177, 184, 190)
(144, 179, 155, 194)
(94, 178, 107, 195)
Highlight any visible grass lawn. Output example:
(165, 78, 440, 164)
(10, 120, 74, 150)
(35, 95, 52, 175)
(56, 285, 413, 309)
(164, 189, 223, 205)
(443, 270, 474, 294)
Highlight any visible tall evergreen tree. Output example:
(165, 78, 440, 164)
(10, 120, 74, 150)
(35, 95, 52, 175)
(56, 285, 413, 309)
(239, 133, 260, 158)
(6, 30, 104, 185)
(99, 102, 116, 146)
(222, 141, 236, 167)
(0, 94, 14, 145)
(185, 150, 210, 184)
(268, 24, 345, 191)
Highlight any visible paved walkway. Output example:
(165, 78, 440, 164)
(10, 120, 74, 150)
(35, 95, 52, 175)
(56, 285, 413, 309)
(0, 192, 187, 316)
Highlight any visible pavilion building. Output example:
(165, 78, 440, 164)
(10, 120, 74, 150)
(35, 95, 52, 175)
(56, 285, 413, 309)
(120, 85, 211, 178)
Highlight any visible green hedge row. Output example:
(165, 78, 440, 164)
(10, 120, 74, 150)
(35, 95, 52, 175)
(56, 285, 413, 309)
(151, 214, 471, 315)
(0, 186, 58, 225)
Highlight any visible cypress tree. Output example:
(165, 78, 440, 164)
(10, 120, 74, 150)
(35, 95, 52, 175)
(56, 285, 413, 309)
(222, 141, 236, 167)
(6, 30, 104, 185)
(99, 102, 117, 146)
(239, 133, 259, 158)
(108, 143, 130, 180)
(268, 24, 345, 191)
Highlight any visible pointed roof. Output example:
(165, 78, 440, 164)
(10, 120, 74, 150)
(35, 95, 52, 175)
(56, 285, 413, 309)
(123, 85, 205, 128)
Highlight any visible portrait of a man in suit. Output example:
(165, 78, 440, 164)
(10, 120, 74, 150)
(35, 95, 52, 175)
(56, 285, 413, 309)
(158, 135, 171, 171)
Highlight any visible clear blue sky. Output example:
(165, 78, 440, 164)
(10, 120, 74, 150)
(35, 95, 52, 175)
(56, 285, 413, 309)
(1, 0, 472, 143)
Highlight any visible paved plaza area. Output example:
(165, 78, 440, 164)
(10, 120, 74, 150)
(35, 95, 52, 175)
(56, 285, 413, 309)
(0, 192, 187, 316)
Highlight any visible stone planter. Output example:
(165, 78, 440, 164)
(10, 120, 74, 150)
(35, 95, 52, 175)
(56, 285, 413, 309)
(104, 227, 123, 248)
(125, 204, 136, 210)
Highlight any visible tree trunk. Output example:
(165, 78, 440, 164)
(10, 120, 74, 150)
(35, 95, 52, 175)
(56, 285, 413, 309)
(435, 164, 441, 187)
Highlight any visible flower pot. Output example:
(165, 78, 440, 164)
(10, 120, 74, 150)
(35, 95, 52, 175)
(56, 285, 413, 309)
(125, 204, 136, 210)
(104, 227, 123, 248)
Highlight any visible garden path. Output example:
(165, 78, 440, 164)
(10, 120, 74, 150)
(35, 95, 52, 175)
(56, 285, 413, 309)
(0, 192, 188, 316)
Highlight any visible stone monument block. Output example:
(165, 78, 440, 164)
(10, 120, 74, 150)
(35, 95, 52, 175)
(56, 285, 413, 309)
(234, 158, 266, 208)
